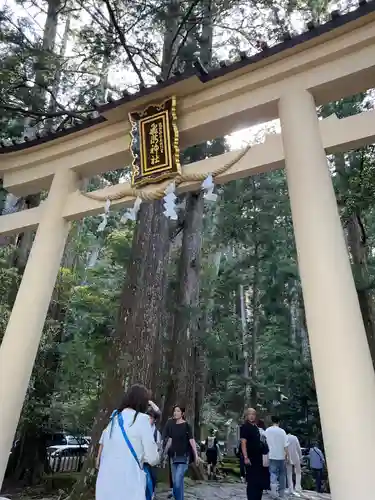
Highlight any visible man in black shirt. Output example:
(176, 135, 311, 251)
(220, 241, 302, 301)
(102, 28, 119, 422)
(240, 408, 264, 500)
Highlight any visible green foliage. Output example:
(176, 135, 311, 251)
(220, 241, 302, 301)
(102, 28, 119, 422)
(2, 1, 375, 489)
(0, 245, 20, 337)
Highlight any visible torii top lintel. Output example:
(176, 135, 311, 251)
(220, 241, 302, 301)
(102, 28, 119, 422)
(0, 0, 375, 199)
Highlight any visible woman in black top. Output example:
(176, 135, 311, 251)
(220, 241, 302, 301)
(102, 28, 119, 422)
(164, 406, 199, 500)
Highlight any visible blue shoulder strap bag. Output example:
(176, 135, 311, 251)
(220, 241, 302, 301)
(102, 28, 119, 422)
(115, 411, 153, 500)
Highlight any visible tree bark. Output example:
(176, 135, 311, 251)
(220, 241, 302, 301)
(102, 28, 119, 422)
(334, 153, 375, 366)
(70, 201, 170, 500)
(346, 213, 375, 364)
(161, 0, 180, 79)
(45, 14, 71, 131)
(163, 193, 204, 426)
(163, 0, 215, 430)
(240, 284, 250, 408)
(116, 201, 170, 386)
(249, 255, 260, 409)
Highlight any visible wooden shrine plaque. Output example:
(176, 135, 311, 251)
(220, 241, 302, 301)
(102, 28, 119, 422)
(128, 96, 181, 188)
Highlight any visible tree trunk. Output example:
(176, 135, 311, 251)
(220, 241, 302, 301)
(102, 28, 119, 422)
(346, 213, 375, 364)
(116, 201, 170, 386)
(70, 201, 170, 500)
(334, 153, 375, 366)
(33, 0, 61, 112)
(72, 2, 188, 494)
(249, 257, 260, 409)
(193, 344, 207, 441)
(163, 193, 204, 426)
(240, 284, 250, 408)
(161, 0, 180, 79)
(297, 289, 310, 361)
(45, 14, 71, 131)
(163, 0, 215, 430)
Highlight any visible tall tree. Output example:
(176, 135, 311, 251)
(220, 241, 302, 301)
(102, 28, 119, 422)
(321, 96, 375, 365)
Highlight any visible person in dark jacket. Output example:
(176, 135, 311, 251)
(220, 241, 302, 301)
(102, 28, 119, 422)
(240, 408, 265, 500)
(257, 419, 270, 491)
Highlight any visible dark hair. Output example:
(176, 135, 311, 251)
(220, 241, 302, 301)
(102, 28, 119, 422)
(285, 428, 291, 435)
(118, 384, 150, 415)
(172, 405, 186, 418)
(257, 419, 266, 430)
(147, 408, 159, 421)
(271, 416, 280, 424)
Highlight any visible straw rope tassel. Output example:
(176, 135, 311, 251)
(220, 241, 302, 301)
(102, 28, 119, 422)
(81, 143, 252, 203)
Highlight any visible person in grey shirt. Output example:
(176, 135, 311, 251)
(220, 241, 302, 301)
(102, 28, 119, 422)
(309, 444, 325, 493)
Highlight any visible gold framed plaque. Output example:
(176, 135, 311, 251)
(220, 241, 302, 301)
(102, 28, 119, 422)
(129, 96, 181, 188)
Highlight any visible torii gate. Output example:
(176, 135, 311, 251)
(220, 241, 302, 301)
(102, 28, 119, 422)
(1, 2, 375, 497)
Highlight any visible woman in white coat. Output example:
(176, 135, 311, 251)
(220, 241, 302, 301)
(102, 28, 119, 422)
(285, 429, 303, 494)
(96, 385, 160, 500)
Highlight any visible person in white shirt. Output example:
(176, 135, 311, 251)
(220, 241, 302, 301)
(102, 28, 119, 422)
(285, 429, 302, 495)
(96, 385, 160, 500)
(146, 403, 163, 498)
(264, 416, 288, 499)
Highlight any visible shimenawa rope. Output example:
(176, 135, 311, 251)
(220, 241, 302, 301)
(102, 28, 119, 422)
(81, 143, 251, 203)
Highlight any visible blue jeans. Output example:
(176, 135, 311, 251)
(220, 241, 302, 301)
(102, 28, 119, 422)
(312, 468, 323, 493)
(269, 459, 287, 498)
(171, 461, 189, 500)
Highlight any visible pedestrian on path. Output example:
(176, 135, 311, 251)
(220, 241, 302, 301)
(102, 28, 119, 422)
(285, 428, 302, 495)
(237, 412, 247, 483)
(205, 429, 220, 480)
(146, 403, 163, 498)
(240, 408, 265, 500)
(257, 420, 270, 492)
(264, 416, 288, 499)
(96, 384, 160, 500)
(164, 405, 199, 500)
(309, 443, 325, 493)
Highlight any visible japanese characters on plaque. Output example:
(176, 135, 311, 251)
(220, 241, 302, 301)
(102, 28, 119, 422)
(128, 96, 181, 188)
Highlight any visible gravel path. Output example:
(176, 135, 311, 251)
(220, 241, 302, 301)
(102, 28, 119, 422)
(156, 482, 331, 500)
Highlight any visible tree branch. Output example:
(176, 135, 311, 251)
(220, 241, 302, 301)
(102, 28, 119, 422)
(166, 0, 201, 78)
(0, 103, 90, 121)
(102, 0, 145, 86)
(166, 22, 198, 79)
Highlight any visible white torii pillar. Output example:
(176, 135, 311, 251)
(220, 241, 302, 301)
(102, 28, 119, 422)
(0, 170, 78, 487)
(279, 88, 375, 500)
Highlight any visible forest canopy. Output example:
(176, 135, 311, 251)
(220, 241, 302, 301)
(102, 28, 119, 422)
(0, 0, 374, 492)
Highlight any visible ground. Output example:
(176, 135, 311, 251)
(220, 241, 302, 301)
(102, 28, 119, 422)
(156, 483, 331, 500)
